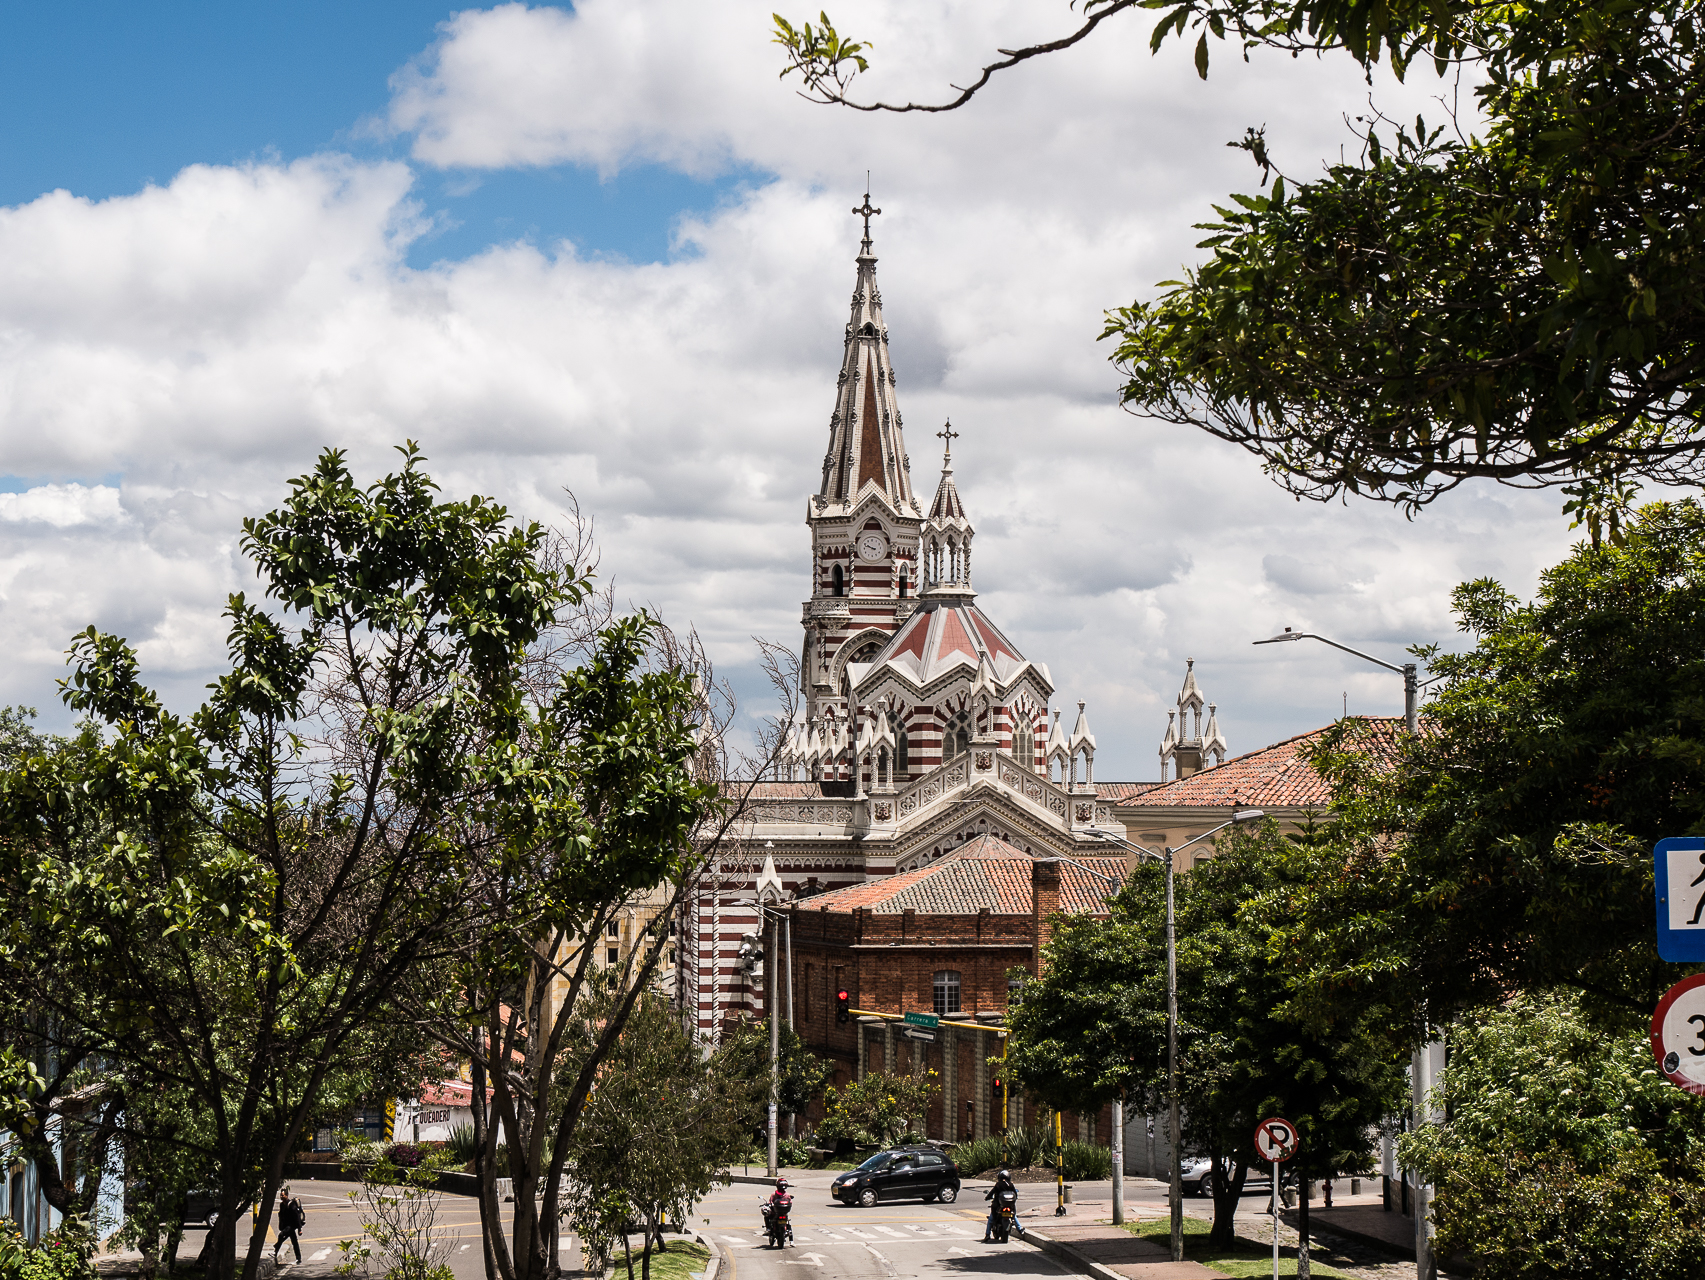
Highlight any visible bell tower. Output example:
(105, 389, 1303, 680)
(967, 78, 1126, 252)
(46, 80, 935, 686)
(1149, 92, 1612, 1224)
(801, 194, 925, 720)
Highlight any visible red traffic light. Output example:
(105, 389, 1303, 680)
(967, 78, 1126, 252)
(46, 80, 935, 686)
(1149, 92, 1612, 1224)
(835, 990, 851, 1024)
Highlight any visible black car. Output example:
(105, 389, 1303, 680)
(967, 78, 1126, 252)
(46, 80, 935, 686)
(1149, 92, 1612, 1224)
(831, 1145, 961, 1207)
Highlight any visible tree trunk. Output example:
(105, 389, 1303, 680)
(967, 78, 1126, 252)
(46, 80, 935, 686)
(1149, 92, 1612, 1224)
(1208, 1157, 1247, 1248)
(1297, 1171, 1311, 1280)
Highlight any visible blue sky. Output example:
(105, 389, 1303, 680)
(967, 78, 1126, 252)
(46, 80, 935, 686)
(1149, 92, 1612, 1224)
(0, 1, 1578, 774)
(0, 3, 747, 266)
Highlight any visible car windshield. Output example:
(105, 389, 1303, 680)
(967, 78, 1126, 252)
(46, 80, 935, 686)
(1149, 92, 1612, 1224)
(855, 1153, 892, 1172)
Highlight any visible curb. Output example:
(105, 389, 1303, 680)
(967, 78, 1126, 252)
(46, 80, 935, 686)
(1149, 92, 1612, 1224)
(687, 1228, 723, 1280)
(1020, 1227, 1127, 1280)
(1279, 1209, 1415, 1262)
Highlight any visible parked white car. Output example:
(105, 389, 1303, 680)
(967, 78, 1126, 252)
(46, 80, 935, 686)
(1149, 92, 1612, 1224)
(1178, 1157, 1277, 1198)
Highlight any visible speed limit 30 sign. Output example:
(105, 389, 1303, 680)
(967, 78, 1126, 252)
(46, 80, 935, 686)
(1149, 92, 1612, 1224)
(1254, 1117, 1299, 1163)
(1651, 973, 1705, 1095)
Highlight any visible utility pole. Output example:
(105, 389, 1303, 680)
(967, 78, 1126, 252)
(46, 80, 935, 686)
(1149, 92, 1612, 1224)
(768, 908, 780, 1178)
(1111, 1098, 1124, 1225)
(1165, 843, 1183, 1262)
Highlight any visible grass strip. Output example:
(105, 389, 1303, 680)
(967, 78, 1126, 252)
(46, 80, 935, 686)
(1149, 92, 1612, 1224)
(1120, 1217, 1359, 1279)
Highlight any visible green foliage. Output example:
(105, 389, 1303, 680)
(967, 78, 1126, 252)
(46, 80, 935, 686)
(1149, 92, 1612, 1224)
(1110, 1, 1705, 507)
(2, 1221, 97, 1280)
(335, 1148, 459, 1280)
(1008, 823, 1405, 1244)
(558, 983, 747, 1278)
(445, 1123, 477, 1164)
(1286, 500, 1705, 1030)
(1400, 994, 1705, 1279)
(712, 1018, 832, 1126)
(814, 1070, 940, 1148)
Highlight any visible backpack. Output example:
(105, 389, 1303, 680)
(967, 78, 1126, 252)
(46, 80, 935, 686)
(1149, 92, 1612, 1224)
(281, 1200, 305, 1232)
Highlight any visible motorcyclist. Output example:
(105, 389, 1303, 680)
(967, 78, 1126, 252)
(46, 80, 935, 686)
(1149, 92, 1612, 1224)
(764, 1177, 794, 1244)
(983, 1169, 1025, 1243)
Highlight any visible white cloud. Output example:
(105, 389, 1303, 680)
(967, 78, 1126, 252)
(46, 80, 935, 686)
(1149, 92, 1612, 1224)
(0, 2, 1571, 774)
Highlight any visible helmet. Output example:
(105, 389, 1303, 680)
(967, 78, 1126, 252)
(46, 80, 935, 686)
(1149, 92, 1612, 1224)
(776, 1177, 790, 1189)
(999, 1169, 1011, 1179)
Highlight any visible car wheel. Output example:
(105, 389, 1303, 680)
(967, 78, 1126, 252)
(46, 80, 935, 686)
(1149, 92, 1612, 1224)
(858, 1188, 878, 1208)
(937, 1185, 959, 1204)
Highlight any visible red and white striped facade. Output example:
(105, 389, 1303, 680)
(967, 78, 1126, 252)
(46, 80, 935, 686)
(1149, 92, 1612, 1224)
(681, 214, 1123, 1049)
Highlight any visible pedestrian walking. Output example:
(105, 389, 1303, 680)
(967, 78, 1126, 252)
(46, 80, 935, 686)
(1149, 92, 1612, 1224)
(274, 1188, 305, 1265)
(1322, 1176, 1334, 1209)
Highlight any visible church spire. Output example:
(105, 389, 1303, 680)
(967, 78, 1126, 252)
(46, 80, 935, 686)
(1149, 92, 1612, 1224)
(921, 421, 974, 599)
(818, 194, 918, 511)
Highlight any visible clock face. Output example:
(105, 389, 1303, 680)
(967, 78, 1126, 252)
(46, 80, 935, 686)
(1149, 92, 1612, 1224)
(859, 533, 887, 561)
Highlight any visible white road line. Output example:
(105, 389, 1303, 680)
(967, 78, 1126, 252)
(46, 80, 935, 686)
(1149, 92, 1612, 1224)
(843, 1227, 875, 1239)
(902, 1225, 932, 1234)
(459, 1246, 471, 1252)
(939, 1226, 972, 1236)
(817, 1230, 844, 1240)
(307, 1250, 331, 1263)
(872, 1226, 907, 1239)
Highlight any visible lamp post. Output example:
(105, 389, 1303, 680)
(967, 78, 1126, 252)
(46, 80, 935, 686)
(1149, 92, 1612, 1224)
(1093, 808, 1266, 1262)
(1252, 627, 1434, 1280)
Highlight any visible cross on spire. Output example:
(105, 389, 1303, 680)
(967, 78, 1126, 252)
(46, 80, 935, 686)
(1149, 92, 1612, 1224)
(936, 420, 959, 467)
(853, 189, 881, 253)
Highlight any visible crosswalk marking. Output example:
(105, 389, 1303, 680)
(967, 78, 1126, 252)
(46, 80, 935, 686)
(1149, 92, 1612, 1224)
(843, 1227, 875, 1240)
(873, 1226, 908, 1239)
(307, 1250, 331, 1262)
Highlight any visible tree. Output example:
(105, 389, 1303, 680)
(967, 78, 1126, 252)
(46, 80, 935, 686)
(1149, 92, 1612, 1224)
(1401, 993, 1705, 1280)
(0, 445, 575, 1280)
(777, 2, 1705, 507)
(558, 983, 748, 1280)
(1006, 824, 1405, 1249)
(714, 1017, 832, 1139)
(1282, 499, 1705, 1034)
(815, 1069, 940, 1149)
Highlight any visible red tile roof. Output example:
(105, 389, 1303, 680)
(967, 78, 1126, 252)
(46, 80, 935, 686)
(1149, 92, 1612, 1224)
(801, 835, 1125, 916)
(1094, 782, 1162, 802)
(1119, 717, 1402, 810)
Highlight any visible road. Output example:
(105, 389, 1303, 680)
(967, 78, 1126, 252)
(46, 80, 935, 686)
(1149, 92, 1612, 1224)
(697, 1174, 1072, 1280)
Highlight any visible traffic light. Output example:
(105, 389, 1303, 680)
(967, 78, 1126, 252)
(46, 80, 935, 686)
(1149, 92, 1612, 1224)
(836, 989, 850, 1023)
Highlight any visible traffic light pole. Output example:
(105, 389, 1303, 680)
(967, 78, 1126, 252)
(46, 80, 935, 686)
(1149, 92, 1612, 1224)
(768, 911, 780, 1179)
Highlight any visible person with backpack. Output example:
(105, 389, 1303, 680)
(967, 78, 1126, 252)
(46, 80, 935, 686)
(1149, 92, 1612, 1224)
(274, 1188, 306, 1265)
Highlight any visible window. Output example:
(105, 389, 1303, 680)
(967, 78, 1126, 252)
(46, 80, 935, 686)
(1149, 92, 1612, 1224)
(898, 567, 908, 598)
(607, 947, 619, 965)
(804, 963, 814, 1022)
(943, 709, 970, 761)
(607, 921, 619, 938)
(896, 727, 909, 778)
(1013, 718, 1034, 771)
(933, 970, 962, 1016)
(831, 563, 844, 597)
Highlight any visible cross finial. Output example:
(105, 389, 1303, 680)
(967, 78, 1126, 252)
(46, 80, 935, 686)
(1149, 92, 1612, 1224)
(853, 186, 881, 252)
(936, 419, 959, 467)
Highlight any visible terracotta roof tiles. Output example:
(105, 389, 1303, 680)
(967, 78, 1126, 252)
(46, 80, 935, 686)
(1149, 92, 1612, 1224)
(1120, 717, 1402, 810)
(801, 836, 1125, 916)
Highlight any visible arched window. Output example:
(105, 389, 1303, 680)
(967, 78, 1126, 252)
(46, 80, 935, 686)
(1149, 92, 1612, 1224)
(933, 970, 962, 1016)
(1013, 718, 1034, 771)
(943, 709, 970, 762)
(898, 566, 908, 598)
(831, 563, 844, 597)
(896, 727, 909, 779)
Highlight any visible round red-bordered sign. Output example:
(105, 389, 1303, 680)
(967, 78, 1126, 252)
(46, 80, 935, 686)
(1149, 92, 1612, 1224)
(1253, 1117, 1299, 1163)
(1651, 973, 1705, 1095)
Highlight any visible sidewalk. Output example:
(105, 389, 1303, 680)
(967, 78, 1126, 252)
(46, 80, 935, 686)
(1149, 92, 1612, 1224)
(1016, 1184, 1228, 1280)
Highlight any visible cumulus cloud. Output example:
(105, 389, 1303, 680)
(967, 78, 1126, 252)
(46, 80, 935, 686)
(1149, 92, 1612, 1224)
(0, 2, 1573, 774)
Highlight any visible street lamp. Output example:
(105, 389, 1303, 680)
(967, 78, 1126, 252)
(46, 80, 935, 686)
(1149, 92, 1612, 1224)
(1092, 808, 1266, 1261)
(1254, 627, 1417, 733)
(1252, 627, 1435, 1280)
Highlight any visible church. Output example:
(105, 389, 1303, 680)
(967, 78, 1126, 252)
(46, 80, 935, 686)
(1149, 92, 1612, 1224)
(677, 205, 1274, 1134)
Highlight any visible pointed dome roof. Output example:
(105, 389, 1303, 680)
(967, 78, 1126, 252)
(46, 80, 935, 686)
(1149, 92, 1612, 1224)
(853, 600, 1044, 695)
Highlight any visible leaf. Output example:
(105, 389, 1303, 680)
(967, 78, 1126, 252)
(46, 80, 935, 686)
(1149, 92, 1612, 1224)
(1194, 33, 1209, 79)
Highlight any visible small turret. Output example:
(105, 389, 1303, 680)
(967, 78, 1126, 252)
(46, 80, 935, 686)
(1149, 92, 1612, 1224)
(1160, 659, 1227, 780)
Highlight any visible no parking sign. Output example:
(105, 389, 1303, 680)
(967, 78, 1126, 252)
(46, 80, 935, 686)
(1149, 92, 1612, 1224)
(1254, 1117, 1298, 1163)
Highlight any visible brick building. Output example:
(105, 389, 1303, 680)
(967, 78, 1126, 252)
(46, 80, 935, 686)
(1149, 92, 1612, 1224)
(782, 835, 1126, 1145)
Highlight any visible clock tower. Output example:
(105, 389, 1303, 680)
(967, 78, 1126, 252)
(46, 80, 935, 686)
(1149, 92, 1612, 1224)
(801, 196, 925, 724)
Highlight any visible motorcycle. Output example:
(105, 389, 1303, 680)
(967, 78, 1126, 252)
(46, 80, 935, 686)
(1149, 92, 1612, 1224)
(990, 1185, 1019, 1244)
(761, 1196, 794, 1248)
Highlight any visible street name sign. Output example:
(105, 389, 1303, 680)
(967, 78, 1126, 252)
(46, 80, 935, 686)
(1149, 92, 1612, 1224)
(1253, 1117, 1298, 1163)
(903, 1012, 940, 1028)
(1651, 973, 1705, 1095)
(1654, 837, 1705, 961)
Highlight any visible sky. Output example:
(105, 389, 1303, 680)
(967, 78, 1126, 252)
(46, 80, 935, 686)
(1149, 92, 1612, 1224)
(0, 1, 1583, 778)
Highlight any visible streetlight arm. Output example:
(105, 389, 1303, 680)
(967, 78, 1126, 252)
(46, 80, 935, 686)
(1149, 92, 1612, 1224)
(1254, 630, 1406, 675)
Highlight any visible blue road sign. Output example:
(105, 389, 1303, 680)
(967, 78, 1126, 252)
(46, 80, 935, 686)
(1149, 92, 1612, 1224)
(1655, 837, 1705, 962)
